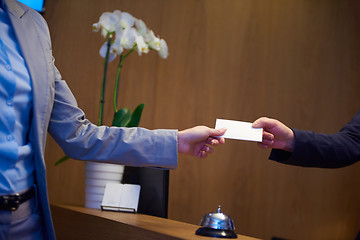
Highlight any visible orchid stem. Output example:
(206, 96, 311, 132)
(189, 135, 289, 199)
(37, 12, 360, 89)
(113, 54, 123, 113)
(98, 34, 112, 126)
(113, 47, 135, 113)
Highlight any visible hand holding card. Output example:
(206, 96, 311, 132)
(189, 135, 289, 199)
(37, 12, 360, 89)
(215, 119, 263, 142)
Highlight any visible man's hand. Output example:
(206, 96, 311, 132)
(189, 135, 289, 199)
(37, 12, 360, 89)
(253, 117, 295, 152)
(178, 126, 226, 158)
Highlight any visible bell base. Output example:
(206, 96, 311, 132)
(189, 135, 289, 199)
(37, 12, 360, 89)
(195, 227, 238, 238)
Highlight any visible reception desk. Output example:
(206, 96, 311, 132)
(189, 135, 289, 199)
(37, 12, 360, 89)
(51, 204, 260, 240)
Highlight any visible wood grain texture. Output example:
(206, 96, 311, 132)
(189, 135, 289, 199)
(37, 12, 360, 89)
(44, 0, 360, 239)
(51, 204, 259, 240)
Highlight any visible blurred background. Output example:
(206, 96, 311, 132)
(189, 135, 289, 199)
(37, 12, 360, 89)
(42, 0, 360, 239)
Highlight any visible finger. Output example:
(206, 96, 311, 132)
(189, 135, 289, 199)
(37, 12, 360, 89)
(201, 145, 210, 152)
(206, 137, 221, 145)
(202, 145, 214, 153)
(262, 132, 274, 141)
(261, 138, 274, 146)
(206, 137, 217, 145)
(207, 136, 226, 145)
(257, 142, 270, 149)
(200, 151, 208, 158)
(218, 137, 225, 144)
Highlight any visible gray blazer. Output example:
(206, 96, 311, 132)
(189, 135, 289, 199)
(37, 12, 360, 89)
(4, 0, 177, 238)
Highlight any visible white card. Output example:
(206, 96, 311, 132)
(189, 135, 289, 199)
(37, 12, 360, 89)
(215, 119, 263, 142)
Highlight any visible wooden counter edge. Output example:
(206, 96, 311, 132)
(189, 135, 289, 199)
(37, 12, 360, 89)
(50, 204, 261, 240)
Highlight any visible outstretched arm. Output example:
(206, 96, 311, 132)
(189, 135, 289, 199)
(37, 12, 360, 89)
(252, 111, 360, 168)
(177, 126, 226, 158)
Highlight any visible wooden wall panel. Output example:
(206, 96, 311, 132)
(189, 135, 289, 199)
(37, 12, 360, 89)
(44, 0, 360, 239)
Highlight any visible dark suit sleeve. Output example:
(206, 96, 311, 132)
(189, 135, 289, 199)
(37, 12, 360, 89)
(269, 109, 360, 168)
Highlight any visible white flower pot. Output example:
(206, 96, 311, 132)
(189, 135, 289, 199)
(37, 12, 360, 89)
(84, 162, 124, 209)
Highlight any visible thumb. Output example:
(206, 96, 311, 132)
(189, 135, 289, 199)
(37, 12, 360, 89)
(253, 117, 277, 129)
(210, 128, 226, 137)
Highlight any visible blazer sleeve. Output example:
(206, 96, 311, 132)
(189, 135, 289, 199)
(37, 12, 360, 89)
(269, 109, 360, 168)
(47, 53, 178, 169)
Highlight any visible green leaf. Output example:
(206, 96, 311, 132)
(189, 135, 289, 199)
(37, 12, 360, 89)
(127, 103, 145, 127)
(55, 155, 70, 166)
(112, 108, 131, 127)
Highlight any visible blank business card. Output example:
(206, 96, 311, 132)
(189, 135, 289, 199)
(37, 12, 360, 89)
(215, 119, 263, 142)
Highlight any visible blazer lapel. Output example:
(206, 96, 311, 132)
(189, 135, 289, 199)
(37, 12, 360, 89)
(5, 0, 51, 153)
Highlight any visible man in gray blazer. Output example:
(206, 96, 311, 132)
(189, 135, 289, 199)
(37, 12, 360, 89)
(0, 0, 226, 239)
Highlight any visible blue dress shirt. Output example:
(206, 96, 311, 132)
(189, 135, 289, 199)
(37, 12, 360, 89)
(0, 1, 35, 194)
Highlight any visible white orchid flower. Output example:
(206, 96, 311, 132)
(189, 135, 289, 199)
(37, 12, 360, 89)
(113, 10, 122, 20)
(94, 10, 168, 60)
(121, 27, 137, 50)
(99, 42, 117, 62)
(158, 39, 168, 59)
(112, 38, 124, 55)
(135, 19, 147, 36)
(115, 24, 123, 36)
(112, 28, 124, 55)
(135, 34, 149, 55)
(120, 12, 135, 29)
(98, 12, 121, 35)
(92, 23, 100, 32)
(145, 30, 161, 51)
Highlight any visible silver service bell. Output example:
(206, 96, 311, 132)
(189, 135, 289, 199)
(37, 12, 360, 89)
(195, 205, 237, 238)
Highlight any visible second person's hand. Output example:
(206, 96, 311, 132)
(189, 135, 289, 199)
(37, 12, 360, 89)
(253, 117, 295, 152)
